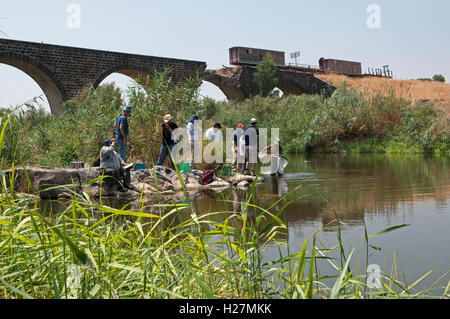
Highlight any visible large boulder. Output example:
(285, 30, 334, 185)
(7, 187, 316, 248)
(3, 167, 102, 199)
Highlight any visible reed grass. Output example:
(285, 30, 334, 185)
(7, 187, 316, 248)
(0, 158, 448, 299)
(1, 87, 448, 299)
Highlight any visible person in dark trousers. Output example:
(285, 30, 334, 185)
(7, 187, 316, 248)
(231, 123, 245, 173)
(114, 105, 132, 163)
(156, 114, 178, 169)
(244, 118, 259, 176)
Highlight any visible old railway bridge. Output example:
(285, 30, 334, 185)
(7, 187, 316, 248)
(0, 38, 335, 114)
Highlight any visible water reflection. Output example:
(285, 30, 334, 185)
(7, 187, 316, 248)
(41, 154, 449, 229)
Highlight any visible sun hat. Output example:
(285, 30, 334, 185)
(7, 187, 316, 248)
(250, 118, 257, 124)
(214, 122, 222, 129)
(164, 114, 173, 123)
(123, 105, 132, 113)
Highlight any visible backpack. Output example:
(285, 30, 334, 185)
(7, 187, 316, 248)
(200, 170, 215, 185)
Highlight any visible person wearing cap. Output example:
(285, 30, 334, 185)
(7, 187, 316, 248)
(231, 123, 245, 172)
(244, 118, 259, 176)
(99, 138, 131, 190)
(205, 122, 222, 142)
(187, 115, 199, 169)
(156, 114, 178, 169)
(100, 138, 125, 170)
(114, 105, 132, 163)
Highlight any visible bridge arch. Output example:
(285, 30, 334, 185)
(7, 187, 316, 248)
(276, 81, 304, 96)
(201, 78, 245, 101)
(200, 81, 227, 101)
(0, 52, 66, 115)
(201, 74, 245, 101)
(93, 65, 149, 89)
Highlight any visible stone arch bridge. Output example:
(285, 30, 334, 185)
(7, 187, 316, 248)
(0, 38, 335, 114)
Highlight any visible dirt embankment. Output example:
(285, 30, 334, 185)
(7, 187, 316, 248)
(316, 74, 450, 116)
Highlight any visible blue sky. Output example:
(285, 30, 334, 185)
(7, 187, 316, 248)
(1, 0, 449, 111)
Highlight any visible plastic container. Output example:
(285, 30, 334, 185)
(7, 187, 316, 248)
(134, 163, 146, 171)
(179, 162, 191, 173)
(224, 163, 232, 176)
(277, 155, 288, 175)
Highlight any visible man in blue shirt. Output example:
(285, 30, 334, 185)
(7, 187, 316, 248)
(114, 106, 132, 163)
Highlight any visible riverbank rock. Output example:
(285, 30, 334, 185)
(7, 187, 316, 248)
(4, 166, 265, 200)
(2, 167, 101, 199)
(236, 180, 250, 188)
(225, 173, 264, 184)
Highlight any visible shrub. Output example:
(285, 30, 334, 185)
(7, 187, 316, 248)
(254, 54, 279, 97)
(432, 74, 446, 83)
(417, 78, 432, 82)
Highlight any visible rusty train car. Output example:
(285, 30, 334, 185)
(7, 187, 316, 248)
(229, 47, 286, 67)
(229, 46, 365, 76)
(319, 58, 362, 76)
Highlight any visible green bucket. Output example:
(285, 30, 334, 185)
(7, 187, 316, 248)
(179, 161, 191, 173)
(224, 163, 232, 177)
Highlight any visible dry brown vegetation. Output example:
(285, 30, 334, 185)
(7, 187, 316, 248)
(316, 74, 450, 115)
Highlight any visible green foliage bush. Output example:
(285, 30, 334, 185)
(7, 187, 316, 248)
(432, 74, 445, 83)
(417, 78, 432, 82)
(126, 69, 202, 164)
(1, 70, 203, 168)
(213, 86, 449, 154)
(0, 72, 448, 169)
(253, 54, 278, 97)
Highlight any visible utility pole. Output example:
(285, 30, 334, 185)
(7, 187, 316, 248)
(290, 51, 301, 66)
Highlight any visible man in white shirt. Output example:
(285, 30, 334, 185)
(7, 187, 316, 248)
(205, 122, 222, 142)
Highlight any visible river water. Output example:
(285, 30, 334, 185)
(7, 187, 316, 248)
(191, 153, 450, 293)
(41, 153, 450, 294)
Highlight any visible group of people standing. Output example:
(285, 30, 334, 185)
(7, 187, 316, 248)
(183, 115, 261, 176)
(99, 106, 270, 185)
(231, 118, 260, 176)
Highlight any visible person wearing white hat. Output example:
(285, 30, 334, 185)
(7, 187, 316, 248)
(156, 114, 178, 169)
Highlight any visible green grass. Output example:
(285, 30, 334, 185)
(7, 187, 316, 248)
(0, 77, 449, 299)
(0, 162, 448, 299)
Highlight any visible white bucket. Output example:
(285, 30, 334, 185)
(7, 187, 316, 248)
(277, 155, 289, 175)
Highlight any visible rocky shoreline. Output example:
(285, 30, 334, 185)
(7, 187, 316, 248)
(3, 166, 263, 200)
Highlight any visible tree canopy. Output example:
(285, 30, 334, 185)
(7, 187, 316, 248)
(254, 54, 279, 97)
